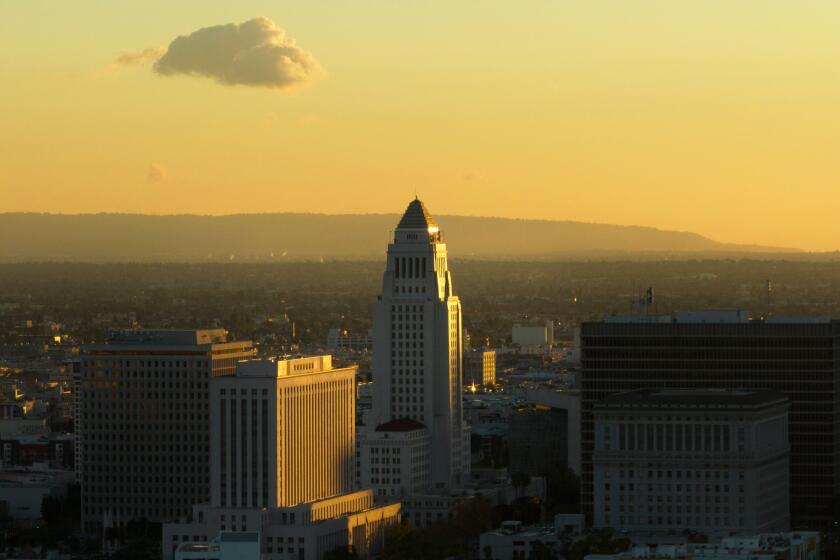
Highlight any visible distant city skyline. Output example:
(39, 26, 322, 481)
(3, 2, 840, 250)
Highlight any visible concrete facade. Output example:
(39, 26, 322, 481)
(164, 355, 400, 560)
(581, 314, 840, 527)
(370, 199, 468, 491)
(78, 329, 255, 531)
(211, 356, 356, 509)
(592, 389, 790, 535)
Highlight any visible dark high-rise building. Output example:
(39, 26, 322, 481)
(581, 311, 839, 528)
(508, 404, 568, 476)
(78, 329, 254, 532)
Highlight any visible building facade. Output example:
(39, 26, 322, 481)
(464, 350, 496, 386)
(512, 320, 554, 348)
(356, 418, 431, 500)
(165, 490, 399, 560)
(175, 532, 260, 560)
(581, 313, 840, 527)
(592, 389, 790, 535)
(326, 329, 373, 352)
(508, 405, 568, 477)
(163, 355, 400, 560)
(369, 198, 468, 491)
(211, 356, 355, 509)
(78, 329, 254, 532)
(479, 521, 560, 560)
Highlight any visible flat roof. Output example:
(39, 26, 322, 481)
(81, 330, 253, 354)
(600, 310, 832, 325)
(376, 418, 427, 432)
(106, 329, 228, 345)
(220, 531, 259, 542)
(595, 388, 788, 410)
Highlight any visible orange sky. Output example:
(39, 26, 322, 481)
(2, 1, 840, 250)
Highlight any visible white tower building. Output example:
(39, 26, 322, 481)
(370, 198, 467, 491)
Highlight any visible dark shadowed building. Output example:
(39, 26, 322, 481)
(508, 404, 568, 476)
(581, 311, 840, 528)
(78, 329, 254, 532)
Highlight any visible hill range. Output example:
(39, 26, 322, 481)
(0, 213, 798, 262)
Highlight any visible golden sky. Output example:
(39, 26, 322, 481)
(2, 1, 840, 250)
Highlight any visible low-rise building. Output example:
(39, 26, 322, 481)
(584, 531, 820, 560)
(164, 490, 400, 560)
(593, 389, 790, 535)
(163, 355, 401, 560)
(356, 418, 431, 500)
(176, 531, 261, 560)
(512, 321, 554, 348)
(480, 521, 560, 560)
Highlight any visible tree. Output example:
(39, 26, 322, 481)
(510, 496, 541, 525)
(512, 471, 532, 498)
(540, 464, 580, 516)
(566, 529, 630, 560)
(528, 539, 558, 560)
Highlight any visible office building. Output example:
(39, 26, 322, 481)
(526, 388, 582, 474)
(592, 389, 790, 534)
(356, 418, 431, 500)
(464, 349, 496, 386)
(586, 532, 820, 560)
(175, 532, 260, 560)
(78, 329, 254, 532)
(368, 198, 468, 491)
(479, 521, 560, 560)
(212, 356, 355, 509)
(508, 405, 568, 476)
(581, 311, 837, 527)
(512, 320, 554, 348)
(326, 329, 373, 352)
(163, 356, 400, 560)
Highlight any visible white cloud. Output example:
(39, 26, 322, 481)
(153, 17, 323, 90)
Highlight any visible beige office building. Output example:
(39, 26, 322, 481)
(79, 329, 254, 532)
(164, 356, 400, 560)
(211, 355, 356, 509)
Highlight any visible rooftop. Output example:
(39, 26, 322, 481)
(396, 198, 437, 230)
(219, 531, 260, 542)
(596, 388, 789, 410)
(602, 310, 832, 325)
(105, 328, 228, 345)
(235, 355, 337, 378)
(376, 418, 427, 432)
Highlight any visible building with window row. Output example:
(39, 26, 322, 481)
(78, 329, 255, 532)
(592, 388, 790, 535)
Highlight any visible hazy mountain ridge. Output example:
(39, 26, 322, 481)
(0, 212, 797, 261)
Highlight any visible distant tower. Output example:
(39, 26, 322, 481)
(766, 279, 773, 311)
(371, 199, 466, 490)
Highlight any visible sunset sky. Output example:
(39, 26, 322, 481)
(2, 1, 840, 250)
